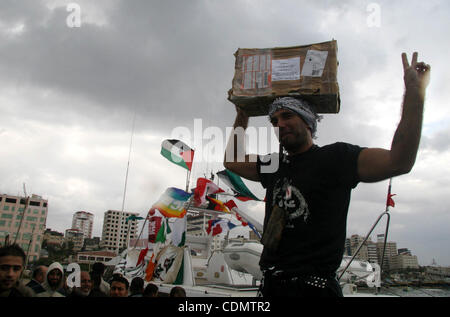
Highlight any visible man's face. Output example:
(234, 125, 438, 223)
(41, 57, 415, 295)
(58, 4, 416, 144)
(47, 269, 62, 289)
(0, 256, 23, 291)
(110, 281, 128, 297)
(36, 266, 47, 284)
(79, 271, 92, 294)
(270, 109, 312, 153)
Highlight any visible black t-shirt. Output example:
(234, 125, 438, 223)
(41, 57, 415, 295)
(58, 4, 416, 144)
(257, 142, 364, 275)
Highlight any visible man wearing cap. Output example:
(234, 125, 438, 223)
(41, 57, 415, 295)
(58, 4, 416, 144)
(224, 52, 430, 297)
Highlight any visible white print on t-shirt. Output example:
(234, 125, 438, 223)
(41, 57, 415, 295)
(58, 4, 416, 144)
(272, 177, 310, 228)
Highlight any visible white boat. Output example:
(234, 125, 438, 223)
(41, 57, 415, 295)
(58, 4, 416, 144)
(110, 205, 395, 297)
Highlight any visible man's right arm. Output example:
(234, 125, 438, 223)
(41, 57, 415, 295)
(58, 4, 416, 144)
(223, 107, 260, 181)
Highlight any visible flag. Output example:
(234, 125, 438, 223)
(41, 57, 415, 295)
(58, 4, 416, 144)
(206, 219, 236, 236)
(205, 196, 231, 213)
(161, 139, 194, 171)
(136, 247, 149, 267)
(224, 199, 238, 211)
(217, 169, 261, 201)
(125, 215, 144, 223)
(145, 253, 156, 282)
(247, 222, 262, 239)
(193, 177, 225, 207)
(151, 187, 192, 218)
(148, 210, 163, 243)
(224, 199, 262, 239)
(155, 220, 168, 243)
(386, 180, 396, 208)
(387, 193, 396, 208)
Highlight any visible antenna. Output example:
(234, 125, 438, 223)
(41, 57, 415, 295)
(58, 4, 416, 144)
(14, 183, 29, 245)
(116, 109, 136, 255)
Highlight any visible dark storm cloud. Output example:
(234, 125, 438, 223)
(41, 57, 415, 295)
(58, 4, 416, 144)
(0, 0, 337, 133)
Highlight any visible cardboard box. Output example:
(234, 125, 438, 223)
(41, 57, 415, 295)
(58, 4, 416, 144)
(228, 40, 340, 116)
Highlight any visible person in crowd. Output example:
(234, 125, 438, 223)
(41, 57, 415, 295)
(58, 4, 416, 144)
(109, 275, 129, 297)
(26, 265, 47, 295)
(88, 271, 109, 297)
(0, 244, 34, 297)
(169, 286, 186, 297)
(143, 283, 159, 297)
(68, 271, 92, 297)
(91, 262, 110, 295)
(36, 262, 66, 297)
(129, 276, 144, 297)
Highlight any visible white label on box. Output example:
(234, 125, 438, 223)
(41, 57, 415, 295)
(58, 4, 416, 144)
(242, 54, 271, 89)
(271, 57, 301, 81)
(301, 50, 328, 77)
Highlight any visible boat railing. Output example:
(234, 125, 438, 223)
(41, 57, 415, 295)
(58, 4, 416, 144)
(338, 210, 391, 282)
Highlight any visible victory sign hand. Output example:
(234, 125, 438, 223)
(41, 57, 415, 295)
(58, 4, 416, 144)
(402, 52, 431, 97)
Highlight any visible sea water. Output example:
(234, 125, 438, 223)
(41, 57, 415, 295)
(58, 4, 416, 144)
(360, 287, 450, 297)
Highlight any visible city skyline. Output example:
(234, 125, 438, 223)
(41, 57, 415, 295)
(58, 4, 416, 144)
(0, 190, 442, 268)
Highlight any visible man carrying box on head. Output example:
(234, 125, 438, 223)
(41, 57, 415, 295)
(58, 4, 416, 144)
(224, 52, 430, 297)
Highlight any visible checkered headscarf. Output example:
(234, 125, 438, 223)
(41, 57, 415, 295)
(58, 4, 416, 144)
(268, 97, 322, 138)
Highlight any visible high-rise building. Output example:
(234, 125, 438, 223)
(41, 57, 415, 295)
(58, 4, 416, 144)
(0, 193, 48, 263)
(100, 210, 139, 253)
(367, 242, 378, 264)
(71, 211, 94, 239)
(376, 234, 397, 270)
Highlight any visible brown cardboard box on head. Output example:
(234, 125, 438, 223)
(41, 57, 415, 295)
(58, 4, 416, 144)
(228, 40, 340, 116)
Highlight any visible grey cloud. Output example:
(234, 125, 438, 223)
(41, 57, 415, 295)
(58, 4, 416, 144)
(421, 128, 450, 153)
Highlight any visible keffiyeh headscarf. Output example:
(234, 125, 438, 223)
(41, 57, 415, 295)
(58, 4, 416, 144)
(268, 97, 322, 138)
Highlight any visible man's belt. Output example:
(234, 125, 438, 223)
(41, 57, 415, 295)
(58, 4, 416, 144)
(264, 269, 334, 289)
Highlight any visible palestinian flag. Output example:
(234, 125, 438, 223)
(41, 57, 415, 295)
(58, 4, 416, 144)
(217, 169, 261, 201)
(161, 139, 194, 171)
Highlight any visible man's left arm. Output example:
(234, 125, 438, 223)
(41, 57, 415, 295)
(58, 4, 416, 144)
(358, 52, 431, 183)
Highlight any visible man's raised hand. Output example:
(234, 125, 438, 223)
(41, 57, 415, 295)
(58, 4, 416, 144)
(402, 52, 431, 97)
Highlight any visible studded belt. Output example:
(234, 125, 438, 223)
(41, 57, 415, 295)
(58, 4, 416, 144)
(265, 269, 332, 289)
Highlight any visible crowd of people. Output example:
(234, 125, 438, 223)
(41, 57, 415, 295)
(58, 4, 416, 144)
(0, 244, 186, 298)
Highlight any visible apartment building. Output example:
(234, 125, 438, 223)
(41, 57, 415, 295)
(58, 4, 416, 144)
(187, 212, 213, 236)
(348, 234, 378, 264)
(390, 253, 419, 270)
(76, 250, 116, 265)
(43, 229, 64, 247)
(65, 228, 84, 251)
(100, 210, 139, 253)
(71, 211, 94, 239)
(0, 193, 48, 263)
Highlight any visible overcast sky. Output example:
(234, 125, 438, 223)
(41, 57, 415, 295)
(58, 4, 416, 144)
(1, 0, 449, 266)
